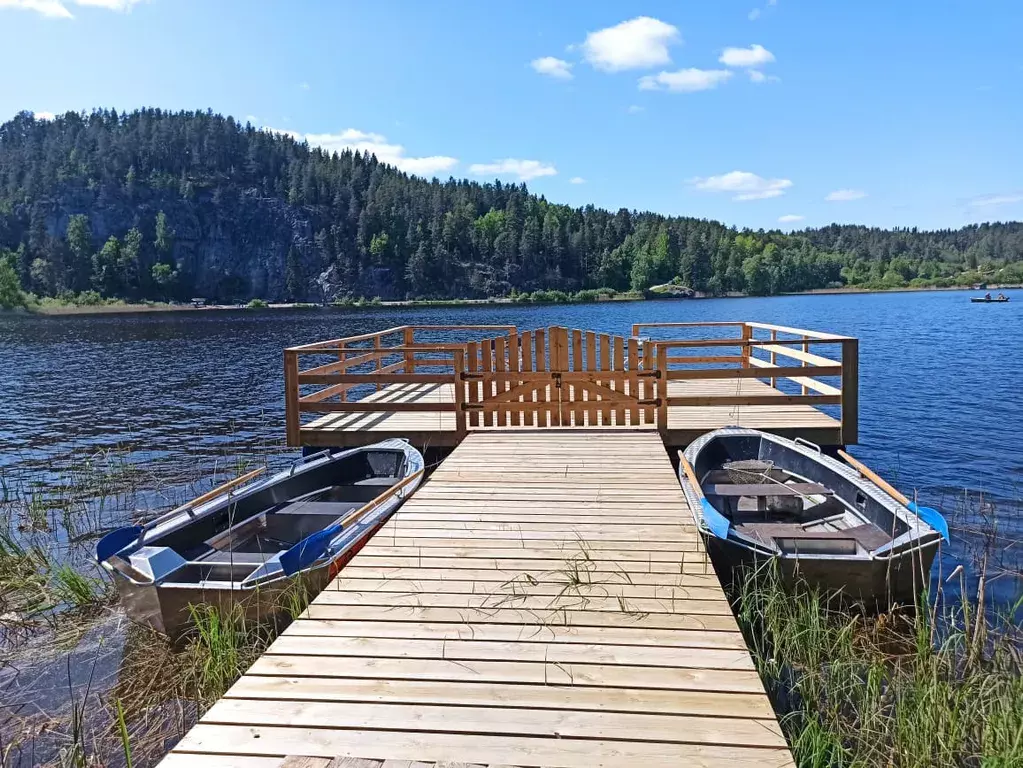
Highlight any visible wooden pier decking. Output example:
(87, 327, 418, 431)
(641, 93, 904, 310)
(284, 322, 858, 451)
(161, 431, 794, 767)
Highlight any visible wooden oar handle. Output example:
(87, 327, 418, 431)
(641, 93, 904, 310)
(169, 466, 267, 517)
(340, 468, 425, 529)
(677, 451, 704, 496)
(838, 449, 910, 505)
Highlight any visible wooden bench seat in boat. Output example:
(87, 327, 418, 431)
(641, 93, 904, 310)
(706, 482, 831, 497)
(738, 522, 892, 552)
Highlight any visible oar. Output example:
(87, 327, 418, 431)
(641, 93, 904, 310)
(100, 466, 269, 562)
(678, 452, 731, 540)
(164, 466, 267, 518)
(839, 450, 948, 541)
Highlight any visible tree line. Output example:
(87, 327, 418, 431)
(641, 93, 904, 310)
(1, 108, 1021, 306)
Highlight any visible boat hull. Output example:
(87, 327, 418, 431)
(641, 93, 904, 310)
(706, 536, 939, 607)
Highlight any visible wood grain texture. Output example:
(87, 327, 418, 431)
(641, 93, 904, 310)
(160, 431, 792, 768)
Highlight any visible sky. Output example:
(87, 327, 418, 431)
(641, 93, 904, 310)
(1, 0, 1022, 232)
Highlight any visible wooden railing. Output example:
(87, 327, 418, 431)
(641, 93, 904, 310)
(633, 321, 858, 443)
(285, 321, 859, 445)
(284, 325, 513, 445)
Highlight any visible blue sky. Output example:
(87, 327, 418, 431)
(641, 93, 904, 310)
(2, 0, 1022, 231)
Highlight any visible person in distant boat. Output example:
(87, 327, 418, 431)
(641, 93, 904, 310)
(984, 292, 992, 299)
(997, 293, 1007, 300)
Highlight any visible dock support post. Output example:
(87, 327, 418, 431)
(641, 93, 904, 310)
(741, 323, 752, 368)
(841, 338, 859, 444)
(655, 344, 668, 430)
(453, 348, 468, 437)
(284, 349, 300, 446)
(403, 327, 415, 374)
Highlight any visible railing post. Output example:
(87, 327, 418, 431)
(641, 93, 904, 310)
(841, 338, 859, 445)
(453, 348, 467, 437)
(403, 327, 415, 374)
(284, 349, 301, 446)
(373, 334, 382, 392)
(741, 323, 752, 368)
(656, 344, 668, 430)
(769, 329, 777, 388)
(801, 338, 809, 395)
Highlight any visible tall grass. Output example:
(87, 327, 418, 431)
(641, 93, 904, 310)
(733, 562, 1023, 767)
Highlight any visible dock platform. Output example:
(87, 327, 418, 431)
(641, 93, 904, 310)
(284, 321, 858, 451)
(161, 431, 794, 767)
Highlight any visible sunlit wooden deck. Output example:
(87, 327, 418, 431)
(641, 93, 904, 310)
(284, 321, 857, 452)
(301, 378, 842, 448)
(160, 431, 794, 768)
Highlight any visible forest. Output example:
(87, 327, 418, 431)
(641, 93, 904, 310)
(1, 108, 1021, 306)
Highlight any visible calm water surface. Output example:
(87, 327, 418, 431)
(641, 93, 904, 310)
(1, 290, 1021, 585)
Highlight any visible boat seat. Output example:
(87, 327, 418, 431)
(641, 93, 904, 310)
(197, 549, 278, 565)
(706, 482, 831, 497)
(274, 500, 362, 516)
(353, 477, 399, 487)
(737, 522, 891, 552)
(704, 469, 789, 484)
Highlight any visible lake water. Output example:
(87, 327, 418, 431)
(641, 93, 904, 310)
(1, 289, 1020, 765)
(1, 289, 1021, 590)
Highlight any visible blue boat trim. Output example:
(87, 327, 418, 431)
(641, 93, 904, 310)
(699, 497, 732, 540)
(95, 525, 143, 563)
(907, 501, 949, 542)
(280, 522, 343, 576)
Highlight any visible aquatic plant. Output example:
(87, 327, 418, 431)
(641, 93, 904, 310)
(732, 561, 1023, 767)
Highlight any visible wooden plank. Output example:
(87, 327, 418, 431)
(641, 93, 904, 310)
(518, 330, 531, 427)
(173, 724, 795, 768)
(284, 619, 746, 648)
(480, 338, 494, 427)
(226, 675, 772, 717)
(841, 337, 859, 444)
(467, 341, 479, 428)
(494, 335, 508, 428)
(571, 328, 584, 426)
(627, 336, 639, 427)
(598, 333, 611, 427)
(202, 699, 784, 748)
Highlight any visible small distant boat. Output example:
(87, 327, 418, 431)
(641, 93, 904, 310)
(970, 295, 1009, 303)
(97, 439, 424, 637)
(678, 427, 947, 605)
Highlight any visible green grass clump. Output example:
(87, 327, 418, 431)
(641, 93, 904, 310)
(245, 298, 269, 309)
(733, 563, 1023, 767)
(50, 563, 109, 610)
(181, 603, 273, 705)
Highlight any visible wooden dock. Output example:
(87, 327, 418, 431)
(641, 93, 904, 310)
(284, 321, 857, 451)
(161, 431, 794, 767)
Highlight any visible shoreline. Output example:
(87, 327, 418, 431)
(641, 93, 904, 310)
(8, 283, 1018, 317)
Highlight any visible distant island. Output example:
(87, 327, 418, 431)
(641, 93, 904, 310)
(1, 108, 1021, 311)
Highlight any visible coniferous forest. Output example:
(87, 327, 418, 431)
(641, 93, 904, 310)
(1, 108, 1022, 306)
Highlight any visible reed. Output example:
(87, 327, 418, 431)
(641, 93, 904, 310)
(732, 561, 1023, 767)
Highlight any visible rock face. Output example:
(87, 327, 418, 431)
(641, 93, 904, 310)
(17, 183, 402, 302)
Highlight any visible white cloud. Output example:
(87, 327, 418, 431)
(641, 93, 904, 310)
(749, 70, 780, 84)
(0, 0, 72, 17)
(569, 176, 586, 184)
(778, 214, 805, 223)
(582, 16, 681, 72)
(720, 44, 775, 68)
(748, 8, 761, 20)
(33, 110, 56, 120)
(267, 127, 458, 177)
(639, 68, 732, 93)
(768, 0, 777, 6)
(690, 170, 793, 201)
(469, 159, 557, 181)
(531, 56, 573, 80)
(968, 192, 1023, 207)
(298, 82, 311, 91)
(244, 114, 258, 124)
(826, 188, 868, 202)
(627, 104, 645, 114)
(0, 0, 141, 17)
